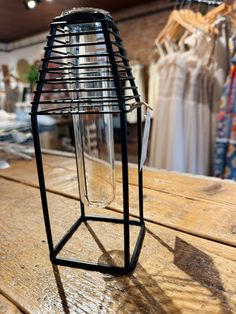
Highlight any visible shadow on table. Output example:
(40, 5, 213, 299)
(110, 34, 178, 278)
(51, 224, 232, 314)
(88, 222, 181, 314)
(52, 222, 181, 314)
(147, 228, 232, 314)
(52, 264, 70, 314)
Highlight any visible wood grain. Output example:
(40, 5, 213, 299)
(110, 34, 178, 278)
(0, 178, 236, 313)
(1, 156, 236, 247)
(0, 294, 23, 314)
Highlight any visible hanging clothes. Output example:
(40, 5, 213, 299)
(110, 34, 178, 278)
(149, 17, 228, 175)
(150, 53, 186, 170)
(214, 60, 236, 178)
(148, 60, 159, 114)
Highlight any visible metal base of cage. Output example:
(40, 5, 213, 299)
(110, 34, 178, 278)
(51, 215, 145, 273)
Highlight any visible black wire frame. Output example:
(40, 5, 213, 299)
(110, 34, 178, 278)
(31, 12, 145, 273)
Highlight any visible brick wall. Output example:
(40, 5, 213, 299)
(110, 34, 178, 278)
(113, 1, 172, 66)
(111, 1, 172, 160)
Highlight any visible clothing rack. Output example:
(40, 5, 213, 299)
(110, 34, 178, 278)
(171, 0, 223, 6)
(116, 0, 224, 24)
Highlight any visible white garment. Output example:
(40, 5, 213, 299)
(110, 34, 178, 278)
(148, 60, 159, 114)
(196, 65, 212, 175)
(149, 16, 229, 175)
(149, 54, 175, 168)
(150, 53, 187, 171)
(210, 23, 229, 170)
(184, 57, 201, 174)
(165, 53, 187, 171)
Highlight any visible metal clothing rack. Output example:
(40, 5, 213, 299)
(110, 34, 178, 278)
(118, 0, 224, 26)
(172, 0, 223, 6)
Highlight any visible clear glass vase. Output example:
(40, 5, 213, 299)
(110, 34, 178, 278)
(64, 15, 116, 208)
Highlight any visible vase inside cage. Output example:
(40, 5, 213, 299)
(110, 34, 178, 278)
(31, 7, 145, 273)
(65, 20, 116, 208)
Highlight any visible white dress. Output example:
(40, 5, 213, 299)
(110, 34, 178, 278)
(150, 52, 187, 171)
(149, 25, 228, 175)
(148, 60, 159, 115)
(183, 57, 201, 174)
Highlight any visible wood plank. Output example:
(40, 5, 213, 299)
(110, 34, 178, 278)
(5, 154, 236, 206)
(41, 155, 236, 207)
(0, 294, 23, 314)
(0, 178, 236, 313)
(1, 156, 236, 247)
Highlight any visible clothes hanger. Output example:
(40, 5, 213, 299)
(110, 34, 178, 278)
(167, 12, 192, 40)
(177, 8, 217, 34)
(158, 0, 193, 42)
(179, 0, 226, 34)
(156, 10, 197, 45)
(205, 1, 236, 23)
(156, 0, 226, 48)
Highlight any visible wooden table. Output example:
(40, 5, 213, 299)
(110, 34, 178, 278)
(0, 154, 236, 313)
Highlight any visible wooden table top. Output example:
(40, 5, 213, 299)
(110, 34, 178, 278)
(0, 154, 236, 313)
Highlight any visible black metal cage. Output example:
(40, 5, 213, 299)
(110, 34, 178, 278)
(31, 7, 145, 273)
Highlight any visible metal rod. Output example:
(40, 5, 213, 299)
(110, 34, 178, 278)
(71, 114, 85, 219)
(37, 75, 134, 83)
(171, 0, 222, 5)
(54, 216, 84, 255)
(102, 20, 131, 269)
(48, 30, 104, 38)
(31, 114, 55, 260)
(85, 216, 142, 225)
(36, 95, 139, 105)
(34, 109, 129, 115)
(48, 41, 107, 48)
(50, 49, 68, 55)
(111, 23, 144, 224)
(44, 69, 126, 76)
(31, 26, 58, 262)
(130, 224, 145, 268)
(41, 52, 128, 61)
(40, 64, 130, 71)
(35, 86, 136, 94)
(47, 40, 123, 50)
(54, 258, 131, 273)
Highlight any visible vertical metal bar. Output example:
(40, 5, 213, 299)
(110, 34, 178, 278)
(80, 201, 85, 218)
(120, 114, 130, 268)
(78, 116, 90, 205)
(72, 46, 86, 218)
(110, 24, 144, 223)
(31, 25, 58, 260)
(72, 110, 90, 210)
(31, 115, 55, 259)
(136, 109, 144, 223)
(102, 20, 130, 269)
(72, 115, 85, 218)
